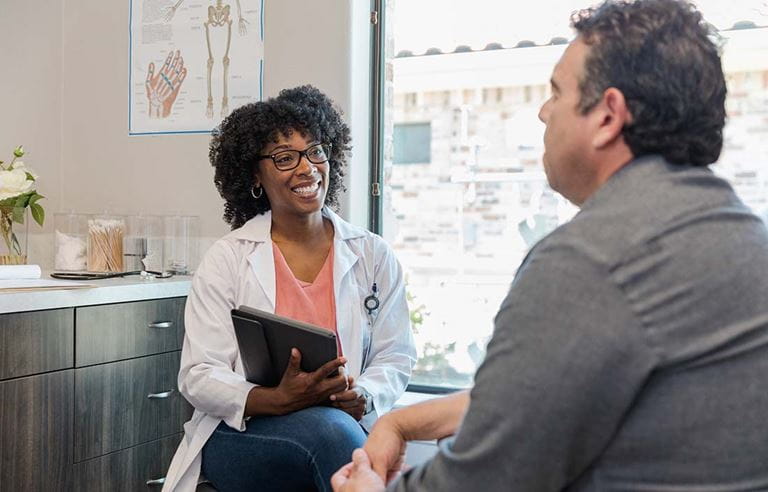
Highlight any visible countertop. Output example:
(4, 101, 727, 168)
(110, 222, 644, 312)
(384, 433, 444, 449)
(0, 274, 192, 314)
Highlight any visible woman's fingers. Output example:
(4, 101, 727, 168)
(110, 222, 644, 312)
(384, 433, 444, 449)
(335, 397, 365, 409)
(331, 387, 362, 402)
(285, 348, 302, 375)
(315, 356, 347, 381)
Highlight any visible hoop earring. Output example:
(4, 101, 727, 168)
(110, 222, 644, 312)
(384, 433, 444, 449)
(250, 185, 263, 199)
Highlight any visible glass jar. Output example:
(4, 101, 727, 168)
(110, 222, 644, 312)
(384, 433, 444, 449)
(0, 206, 28, 265)
(163, 215, 199, 275)
(124, 215, 164, 272)
(87, 214, 125, 272)
(54, 212, 90, 271)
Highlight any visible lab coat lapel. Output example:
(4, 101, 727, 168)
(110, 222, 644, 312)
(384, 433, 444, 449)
(247, 242, 276, 310)
(239, 213, 276, 310)
(334, 236, 362, 375)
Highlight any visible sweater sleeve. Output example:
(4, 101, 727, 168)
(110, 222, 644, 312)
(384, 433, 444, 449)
(390, 240, 658, 491)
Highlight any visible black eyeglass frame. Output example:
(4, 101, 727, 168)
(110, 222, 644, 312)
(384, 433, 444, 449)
(257, 143, 333, 171)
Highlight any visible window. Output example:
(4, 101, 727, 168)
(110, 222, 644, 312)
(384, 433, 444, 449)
(373, 0, 768, 390)
(393, 123, 431, 164)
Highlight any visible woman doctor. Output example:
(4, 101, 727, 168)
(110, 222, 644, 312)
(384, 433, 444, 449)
(162, 85, 416, 492)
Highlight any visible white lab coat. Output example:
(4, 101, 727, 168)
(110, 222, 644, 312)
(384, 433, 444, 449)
(162, 208, 416, 492)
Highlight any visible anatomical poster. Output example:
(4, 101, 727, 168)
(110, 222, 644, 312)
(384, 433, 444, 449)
(129, 0, 264, 135)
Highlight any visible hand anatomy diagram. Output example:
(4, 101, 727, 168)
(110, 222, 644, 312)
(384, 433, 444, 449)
(145, 50, 188, 118)
(165, 0, 248, 119)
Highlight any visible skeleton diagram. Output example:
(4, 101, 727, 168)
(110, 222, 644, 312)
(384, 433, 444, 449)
(165, 0, 248, 119)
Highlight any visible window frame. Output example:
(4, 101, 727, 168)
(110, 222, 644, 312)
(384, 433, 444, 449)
(369, 0, 459, 394)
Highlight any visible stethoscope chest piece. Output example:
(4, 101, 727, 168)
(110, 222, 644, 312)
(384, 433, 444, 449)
(364, 282, 380, 315)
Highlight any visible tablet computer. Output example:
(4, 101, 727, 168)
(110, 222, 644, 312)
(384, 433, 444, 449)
(231, 305, 338, 386)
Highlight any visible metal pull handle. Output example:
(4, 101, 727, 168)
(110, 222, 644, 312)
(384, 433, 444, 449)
(147, 390, 174, 399)
(148, 320, 173, 329)
(146, 477, 166, 486)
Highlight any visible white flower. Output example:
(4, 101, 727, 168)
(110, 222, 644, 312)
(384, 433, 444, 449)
(0, 168, 35, 200)
(11, 161, 38, 180)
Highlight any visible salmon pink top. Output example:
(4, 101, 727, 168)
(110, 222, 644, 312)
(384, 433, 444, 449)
(273, 242, 341, 355)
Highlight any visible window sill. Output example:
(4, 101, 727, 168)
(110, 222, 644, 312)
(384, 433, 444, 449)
(394, 390, 444, 409)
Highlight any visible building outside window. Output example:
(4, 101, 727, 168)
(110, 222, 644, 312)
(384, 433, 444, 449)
(393, 122, 432, 164)
(378, 0, 768, 390)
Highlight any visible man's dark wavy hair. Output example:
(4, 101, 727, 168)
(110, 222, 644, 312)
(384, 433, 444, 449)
(209, 85, 351, 229)
(572, 0, 726, 166)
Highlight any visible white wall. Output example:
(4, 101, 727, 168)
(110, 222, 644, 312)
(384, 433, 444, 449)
(2, 0, 371, 268)
(264, 1, 372, 227)
(0, 1, 63, 263)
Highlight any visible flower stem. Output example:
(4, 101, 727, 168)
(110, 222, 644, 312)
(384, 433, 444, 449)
(0, 209, 20, 256)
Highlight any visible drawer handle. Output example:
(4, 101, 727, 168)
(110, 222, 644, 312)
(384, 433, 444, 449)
(146, 477, 166, 487)
(147, 390, 174, 399)
(148, 320, 173, 329)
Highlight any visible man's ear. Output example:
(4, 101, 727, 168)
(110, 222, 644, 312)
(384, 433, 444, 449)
(592, 87, 631, 149)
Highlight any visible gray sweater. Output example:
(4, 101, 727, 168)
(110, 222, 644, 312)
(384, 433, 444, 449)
(392, 155, 768, 491)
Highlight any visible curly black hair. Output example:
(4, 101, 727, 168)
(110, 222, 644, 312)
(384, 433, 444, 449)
(572, 0, 726, 166)
(209, 85, 351, 229)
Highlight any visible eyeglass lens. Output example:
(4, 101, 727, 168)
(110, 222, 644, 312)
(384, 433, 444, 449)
(272, 144, 330, 170)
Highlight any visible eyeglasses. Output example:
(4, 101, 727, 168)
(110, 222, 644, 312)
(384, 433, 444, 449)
(258, 143, 332, 171)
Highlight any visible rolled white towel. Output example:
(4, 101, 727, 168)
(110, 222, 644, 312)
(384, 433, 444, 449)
(0, 264, 42, 280)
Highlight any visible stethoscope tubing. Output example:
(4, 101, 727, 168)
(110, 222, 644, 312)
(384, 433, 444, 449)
(50, 270, 172, 280)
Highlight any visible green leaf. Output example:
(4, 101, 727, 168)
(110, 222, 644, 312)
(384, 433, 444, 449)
(12, 206, 24, 224)
(0, 191, 35, 209)
(25, 172, 36, 182)
(29, 193, 44, 205)
(30, 203, 45, 227)
(13, 146, 24, 158)
(14, 193, 30, 209)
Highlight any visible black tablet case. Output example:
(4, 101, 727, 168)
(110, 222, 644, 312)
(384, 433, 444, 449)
(231, 306, 338, 386)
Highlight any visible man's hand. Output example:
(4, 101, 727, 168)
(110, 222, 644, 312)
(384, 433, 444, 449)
(364, 414, 408, 483)
(331, 449, 386, 492)
(330, 376, 367, 421)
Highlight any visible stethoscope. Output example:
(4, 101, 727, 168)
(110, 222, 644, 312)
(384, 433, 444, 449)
(363, 241, 380, 316)
(364, 282, 379, 315)
(50, 270, 174, 280)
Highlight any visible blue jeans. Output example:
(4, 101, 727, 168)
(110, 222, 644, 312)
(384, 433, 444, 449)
(201, 406, 367, 492)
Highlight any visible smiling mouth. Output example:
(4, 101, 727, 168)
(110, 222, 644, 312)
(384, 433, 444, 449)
(292, 181, 321, 196)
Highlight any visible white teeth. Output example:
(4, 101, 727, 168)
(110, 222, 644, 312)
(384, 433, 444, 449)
(292, 182, 319, 195)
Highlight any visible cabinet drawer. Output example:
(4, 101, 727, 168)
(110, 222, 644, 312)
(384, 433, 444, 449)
(74, 351, 193, 462)
(0, 308, 74, 380)
(76, 297, 185, 366)
(74, 433, 182, 492)
(0, 370, 74, 491)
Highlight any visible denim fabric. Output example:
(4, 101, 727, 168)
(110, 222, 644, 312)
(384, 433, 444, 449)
(201, 406, 366, 492)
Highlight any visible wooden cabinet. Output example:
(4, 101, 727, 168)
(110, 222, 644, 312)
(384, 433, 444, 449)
(0, 370, 74, 492)
(76, 297, 185, 366)
(0, 308, 73, 379)
(74, 352, 192, 461)
(74, 434, 182, 492)
(0, 296, 190, 491)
